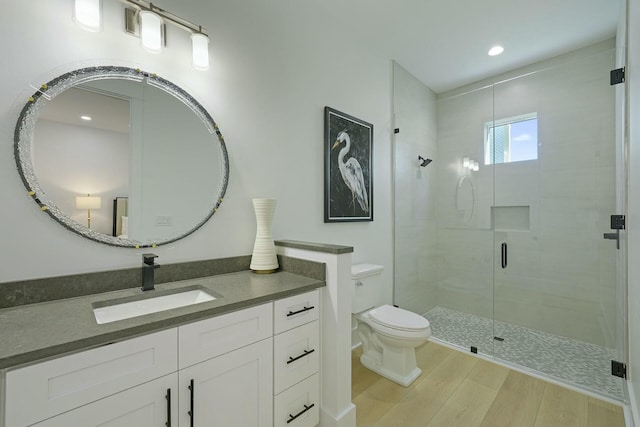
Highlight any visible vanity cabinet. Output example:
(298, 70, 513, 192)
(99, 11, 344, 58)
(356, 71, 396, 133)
(3, 289, 321, 427)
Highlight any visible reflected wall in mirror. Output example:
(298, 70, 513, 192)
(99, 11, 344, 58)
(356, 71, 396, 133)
(15, 66, 229, 247)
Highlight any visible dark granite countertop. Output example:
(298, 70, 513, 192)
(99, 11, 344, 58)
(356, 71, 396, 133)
(0, 270, 324, 370)
(275, 240, 354, 254)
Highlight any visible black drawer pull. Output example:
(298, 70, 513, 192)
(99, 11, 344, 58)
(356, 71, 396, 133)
(165, 388, 171, 427)
(501, 242, 507, 269)
(287, 348, 315, 364)
(188, 379, 194, 427)
(287, 306, 315, 317)
(287, 403, 315, 424)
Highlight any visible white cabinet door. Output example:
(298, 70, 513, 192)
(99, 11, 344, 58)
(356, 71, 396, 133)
(178, 338, 273, 427)
(32, 374, 178, 427)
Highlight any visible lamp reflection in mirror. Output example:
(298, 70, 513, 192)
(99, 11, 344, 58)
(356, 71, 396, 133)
(73, 0, 102, 32)
(140, 10, 163, 54)
(191, 33, 210, 70)
(76, 194, 102, 229)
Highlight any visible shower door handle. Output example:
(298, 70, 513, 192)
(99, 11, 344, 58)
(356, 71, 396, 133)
(501, 243, 507, 269)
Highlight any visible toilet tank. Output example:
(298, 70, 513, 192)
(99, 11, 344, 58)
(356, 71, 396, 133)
(351, 263, 384, 313)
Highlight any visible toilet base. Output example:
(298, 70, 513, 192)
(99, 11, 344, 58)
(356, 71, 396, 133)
(360, 352, 422, 387)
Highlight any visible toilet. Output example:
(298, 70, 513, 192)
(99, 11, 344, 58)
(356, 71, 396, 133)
(352, 264, 431, 387)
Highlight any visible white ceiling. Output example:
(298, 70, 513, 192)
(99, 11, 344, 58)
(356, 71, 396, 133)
(39, 87, 130, 134)
(315, 0, 622, 93)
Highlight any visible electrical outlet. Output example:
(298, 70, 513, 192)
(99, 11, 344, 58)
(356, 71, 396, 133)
(156, 215, 173, 226)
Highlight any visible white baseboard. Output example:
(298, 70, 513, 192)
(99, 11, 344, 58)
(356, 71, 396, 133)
(320, 403, 356, 427)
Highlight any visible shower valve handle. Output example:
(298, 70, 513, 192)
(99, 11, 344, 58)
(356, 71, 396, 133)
(603, 231, 621, 250)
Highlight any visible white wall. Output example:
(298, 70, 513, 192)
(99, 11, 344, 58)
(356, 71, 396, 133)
(626, 0, 640, 421)
(33, 120, 129, 236)
(392, 62, 439, 314)
(0, 0, 392, 287)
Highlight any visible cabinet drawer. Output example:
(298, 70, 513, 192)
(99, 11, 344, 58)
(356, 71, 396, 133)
(273, 321, 319, 394)
(274, 373, 319, 427)
(178, 303, 273, 369)
(273, 290, 319, 334)
(31, 374, 178, 427)
(5, 328, 177, 427)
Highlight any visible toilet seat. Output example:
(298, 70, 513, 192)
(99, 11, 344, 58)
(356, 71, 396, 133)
(369, 305, 430, 332)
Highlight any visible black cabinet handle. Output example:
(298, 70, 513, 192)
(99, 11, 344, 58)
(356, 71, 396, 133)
(165, 388, 171, 427)
(188, 379, 194, 427)
(501, 243, 507, 269)
(287, 349, 315, 364)
(287, 306, 315, 317)
(287, 403, 315, 424)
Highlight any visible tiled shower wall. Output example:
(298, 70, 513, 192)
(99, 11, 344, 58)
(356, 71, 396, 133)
(392, 62, 439, 315)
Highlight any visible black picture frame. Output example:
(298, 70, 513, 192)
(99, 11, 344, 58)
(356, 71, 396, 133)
(324, 106, 373, 222)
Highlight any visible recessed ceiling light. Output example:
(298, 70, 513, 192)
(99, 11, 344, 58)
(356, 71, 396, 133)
(488, 46, 504, 56)
(80, 115, 92, 121)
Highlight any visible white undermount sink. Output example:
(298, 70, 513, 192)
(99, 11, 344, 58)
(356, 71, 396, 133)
(93, 289, 216, 324)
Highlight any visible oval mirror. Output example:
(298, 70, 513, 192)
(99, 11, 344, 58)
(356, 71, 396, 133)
(14, 66, 229, 248)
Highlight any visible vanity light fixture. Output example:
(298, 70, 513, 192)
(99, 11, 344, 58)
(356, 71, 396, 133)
(191, 32, 210, 70)
(123, 0, 210, 69)
(73, 0, 102, 32)
(139, 10, 164, 54)
(76, 194, 102, 229)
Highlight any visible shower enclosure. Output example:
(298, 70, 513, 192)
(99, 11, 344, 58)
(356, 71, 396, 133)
(392, 41, 627, 401)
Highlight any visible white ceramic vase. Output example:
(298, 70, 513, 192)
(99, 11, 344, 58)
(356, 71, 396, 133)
(250, 198, 279, 273)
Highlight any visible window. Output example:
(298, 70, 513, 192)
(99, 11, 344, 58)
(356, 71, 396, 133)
(485, 113, 538, 165)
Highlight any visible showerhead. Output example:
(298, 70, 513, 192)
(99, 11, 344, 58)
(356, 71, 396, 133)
(418, 155, 432, 167)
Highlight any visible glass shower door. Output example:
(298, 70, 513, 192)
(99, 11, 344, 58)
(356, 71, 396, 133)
(430, 84, 496, 357)
(491, 46, 626, 400)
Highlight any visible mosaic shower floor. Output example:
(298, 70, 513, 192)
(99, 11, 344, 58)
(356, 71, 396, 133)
(424, 306, 625, 401)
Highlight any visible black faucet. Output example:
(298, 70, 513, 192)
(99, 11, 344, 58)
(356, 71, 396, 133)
(141, 253, 160, 291)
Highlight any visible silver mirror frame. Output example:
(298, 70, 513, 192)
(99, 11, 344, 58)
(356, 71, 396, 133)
(14, 66, 229, 248)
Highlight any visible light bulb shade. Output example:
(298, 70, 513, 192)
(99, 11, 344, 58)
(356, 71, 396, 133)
(191, 33, 210, 70)
(140, 11, 163, 54)
(76, 195, 102, 210)
(463, 157, 470, 168)
(472, 162, 479, 171)
(73, 0, 102, 32)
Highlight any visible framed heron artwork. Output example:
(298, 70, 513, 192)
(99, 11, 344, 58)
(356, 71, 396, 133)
(324, 106, 373, 222)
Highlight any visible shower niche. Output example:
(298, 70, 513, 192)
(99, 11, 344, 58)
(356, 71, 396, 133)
(491, 206, 529, 232)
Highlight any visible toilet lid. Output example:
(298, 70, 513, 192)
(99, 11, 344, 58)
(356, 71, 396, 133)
(369, 305, 430, 331)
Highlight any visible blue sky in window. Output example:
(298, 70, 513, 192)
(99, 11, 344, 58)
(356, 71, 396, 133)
(510, 118, 538, 161)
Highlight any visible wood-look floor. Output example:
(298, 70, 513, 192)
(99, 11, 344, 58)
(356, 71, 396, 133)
(352, 341, 626, 427)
